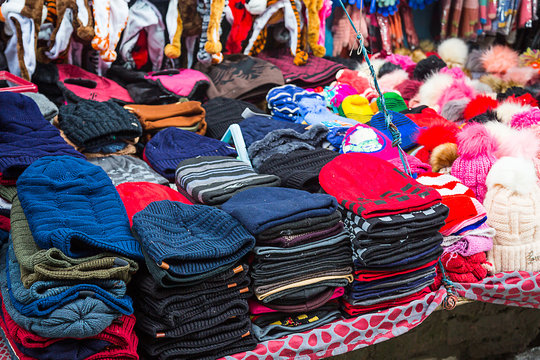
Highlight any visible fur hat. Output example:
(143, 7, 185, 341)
(511, 108, 540, 130)
(481, 45, 519, 75)
(413, 55, 447, 81)
(463, 95, 499, 121)
(495, 101, 532, 125)
(440, 98, 469, 122)
(437, 38, 468, 68)
(485, 157, 540, 272)
(417, 71, 454, 110)
(451, 123, 498, 202)
(430, 143, 458, 173)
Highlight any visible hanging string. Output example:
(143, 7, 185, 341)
(437, 259, 459, 310)
(337, 0, 412, 177)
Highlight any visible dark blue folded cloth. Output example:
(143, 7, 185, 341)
(221, 187, 338, 235)
(239, 115, 307, 148)
(20, 339, 111, 360)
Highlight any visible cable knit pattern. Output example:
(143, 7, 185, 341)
(16, 156, 143, 260)
(132, 200, 255, 276)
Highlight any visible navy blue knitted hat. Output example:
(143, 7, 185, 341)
(0, 92, 84, 183)
(16, 156, 143, 260)
(239, 115, 308, 148)
(367, 111, 420, 151)
(131, 200, 255, 276)
(143, 128, 237, 181)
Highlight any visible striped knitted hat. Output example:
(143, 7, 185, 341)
(16, 156, 143, 261)
(175, 156, 281, 205)
(132, 200, 255, 276)
(89, 155, 169, 187)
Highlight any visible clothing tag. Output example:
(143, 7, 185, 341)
(241, 108, 271, 119)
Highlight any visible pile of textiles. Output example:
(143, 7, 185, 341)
(0, 153, 141, 359)
(130, 198, 258, 359)
(320, 153, 448, 316)
(221, 187, 353, 341)
(417, 173, 494, 284)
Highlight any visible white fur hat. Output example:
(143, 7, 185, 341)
(485, 157, 540, 272)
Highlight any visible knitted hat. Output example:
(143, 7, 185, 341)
(413, 55, 447, 80)
(58, 100, 142, 149)
(116, 182, 192, 225)
(175, 156, 281, 205)
(374, 92, 408, 113)
(239, 115, 308, 148)
(0, 92, 84, 183)
(132, 200, 255, 276)
(88, 155, 169, 186)
(16, 156, 143, 260)
(144, 70, 211, 101)
(368, 110, 420, 150)
(257, 149, 340, 193)
(451, 124, 497, 203)
(124, 101, 207, 135)
(21, 92, 58, 122)
(203, 97, 263, 139)
(485, 157, 540, 272)
(378, 62, 402, 77)
(320, 153, 442, 218)
(143, 127, 237, 181)
(341, 123, 400, 160)
(221, 187, 338, 235)
(339, 95, 374, 123)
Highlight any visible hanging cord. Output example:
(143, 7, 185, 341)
(338, 0, 411, 176)
(437, 259, 459, 310)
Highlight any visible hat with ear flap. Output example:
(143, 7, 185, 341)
(485, 157, 540, 273)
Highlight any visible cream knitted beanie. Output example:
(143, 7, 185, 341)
(485, 157, 540, 273)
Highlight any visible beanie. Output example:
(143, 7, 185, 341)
(116, 182, 193, 225)
(20, 92, 58, 122)
(143, 127, 237, 181)
(58, 99, 142, 149)
(374, 92, 408, 113)
(451, 123, 497, 203)
(413, 55, 447, 81)
(319, 153, 442, 218)
(203, 97, 263, 139)
(257, 149, 340, 193)
(378, 62, 402, 77)
(339, 95, 374, 123)
(132, 200, 255, 276)
(239, 115, 308, 148)
(485, 157, 540, 272)
(88, 155, 169, 186)
(368, 110, 420, 150)
(340, 123, 400, 160)
(0, 92, 84, 183)
(175, 156, 281, 205)
(16, 156, 143, 260)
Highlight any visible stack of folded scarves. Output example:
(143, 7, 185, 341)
(222, 187, 353, 341)
(0, 155, 142, 358)
(131, 200, 258, 359)
(319, 153, 447, 317)
(417, 173, 494, 284)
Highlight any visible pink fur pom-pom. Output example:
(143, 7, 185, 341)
(377, 70, 409, 91)
(457, 123, 497, 159)
(503, 66, 538, 85)
(510, 108, 540, 129)
(437, 78, 476, 112)
(440, 66, 467, 79)
(385, 54, 416, 72)
(481, 45, 520, 74)
(497, 128, 540, 160)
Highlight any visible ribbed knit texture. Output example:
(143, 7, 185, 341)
(239, 115, 308, 148)
(0, 92, 84, 181)
(144, 127, 237, 181)
(258, 149, 339, 193)
(16, 156, 143, 260)
(89, 155, 169, 186)
(10, 194, 138, 287)
(368, 110, 420, 150)
(58, 99, 142, 149)
(203, 97, 263, 139)
(221, 187, 338, 235)
(175, 156, 281, 205)
(132, 200, 255, 276)
(376, 92, 408, 113)
(6, 243, 133, 317)
(451, 153, 497, 203)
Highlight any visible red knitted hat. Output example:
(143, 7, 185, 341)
(116, 182, 192, 225)
(319, 153, 442, 218)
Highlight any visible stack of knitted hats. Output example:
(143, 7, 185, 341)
(57, 99, 143, 157)
(320, 153, 447, 316)
(222, 187, 353, 341)
(417, 173, 494, 284)
(0, 155, 141, 359)
(131, 200, 257, 359)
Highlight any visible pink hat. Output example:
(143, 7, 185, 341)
(451, 123, 497, 203)
(340, 123, 399, 160)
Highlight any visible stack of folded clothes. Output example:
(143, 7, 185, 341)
(222, 187, 353, 341)
(320, 153, 448, 317)
(131, 200, 257, 359)
(417, 173, 494, 284)
(0, 155, 141, 358)
(57, 99, 143, 157)
(124, 101, 207, 141)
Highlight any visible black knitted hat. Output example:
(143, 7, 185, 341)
(413, 55, 447, 81)
(257, 149, 339, 193)
(58, 99, 142, 148)
(202, 97, 263, 139)
(378, 62, 402, 78)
